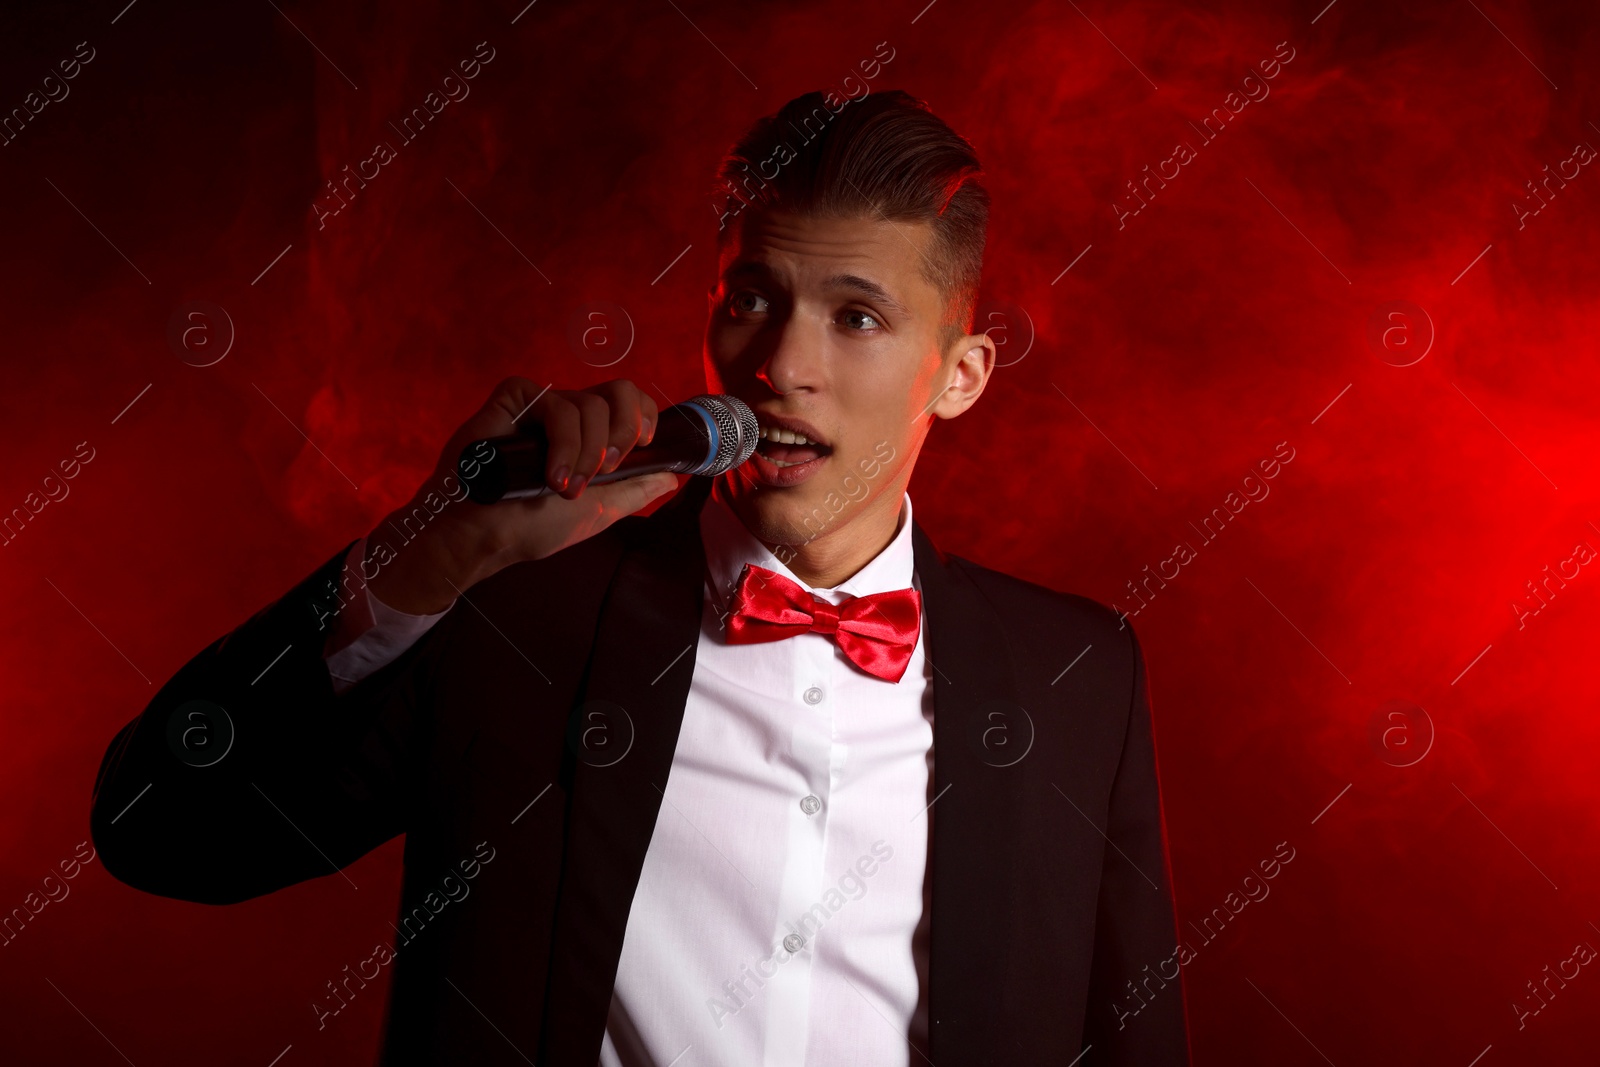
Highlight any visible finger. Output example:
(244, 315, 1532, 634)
(500, 377, 552, 433)
(539, 393, 581, 492)
(639, 389, 660, 446)
(595, 380, 647, 473)
(442, 377, 552, 490)
(580, 471, 680, 524)
(455, 376, 545, 442)
(564, 392, 611, 497)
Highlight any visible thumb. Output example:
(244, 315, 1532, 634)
(583, 471, 681, 519)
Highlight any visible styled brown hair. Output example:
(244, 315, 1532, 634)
(713, 89, 989, 349)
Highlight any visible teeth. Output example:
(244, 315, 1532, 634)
(758, 425, 813, 446)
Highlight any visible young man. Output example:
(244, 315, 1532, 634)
(90, 90, 1189, 1065)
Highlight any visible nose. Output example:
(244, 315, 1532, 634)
(755, 314, 823, 395)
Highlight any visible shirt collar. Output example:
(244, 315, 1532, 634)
(699, 488, 918, 609)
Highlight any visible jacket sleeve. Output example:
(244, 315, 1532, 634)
(1081, 621, 1192, 1064)
(88, 541, 450, 905)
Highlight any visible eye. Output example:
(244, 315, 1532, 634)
(840, 308, 882, 331)
(727, 291, 769, 317)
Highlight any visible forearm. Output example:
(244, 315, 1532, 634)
(363, 491, 519, 616)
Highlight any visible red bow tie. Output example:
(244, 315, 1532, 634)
(724, 564, 922, 683)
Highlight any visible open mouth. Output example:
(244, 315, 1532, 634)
(748, 415, 833, 484)
(754, 423, 833, 467)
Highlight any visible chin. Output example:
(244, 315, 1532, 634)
(723, 467, 894, 556)
(723, 481, 819, 544)
(721, 428, 906, 545)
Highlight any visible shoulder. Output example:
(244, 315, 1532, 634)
(943, 552, 1125, 634)
(939, 551, 1142, 679)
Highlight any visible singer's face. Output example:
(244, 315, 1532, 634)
(704, 208, 994, 559)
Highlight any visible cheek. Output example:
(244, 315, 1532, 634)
(701, 326, 750, 391)
(836, 394, 897, 453)
(702, 348, 729, 392)
(839, 415, 911, 489)
(837, 358, 932, 453)
(703, 317, 773, 386)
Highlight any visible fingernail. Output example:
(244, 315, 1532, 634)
(603, 446, 620, 471)
(643, 420, 655, 444)
(553, 465, 570, 490)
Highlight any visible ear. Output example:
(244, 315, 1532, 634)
(928, 330, 995, 421)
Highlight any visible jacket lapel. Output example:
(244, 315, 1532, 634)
(913, 521, 1027, 1062)
(537, 477, 712, 1066)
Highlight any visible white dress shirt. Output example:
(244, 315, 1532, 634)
(323, 489, 935, 1067)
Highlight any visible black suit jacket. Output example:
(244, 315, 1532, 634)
(90, 476, 1190, 1065)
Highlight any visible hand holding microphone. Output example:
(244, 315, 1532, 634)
(456, 393, 758, 504)
(363, 378, 752, 616)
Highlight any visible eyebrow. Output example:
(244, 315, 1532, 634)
(823, 273, 910, 315)
(720, 261, 910, 316)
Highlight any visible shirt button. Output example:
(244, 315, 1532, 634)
(803, 686, 823, 705)
(800, 794, 821, 815)
(783, 933, 806, 953)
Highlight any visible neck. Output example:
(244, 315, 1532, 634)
(720, 482, 908, 590)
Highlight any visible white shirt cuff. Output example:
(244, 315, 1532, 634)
(325, 537, 454, 693)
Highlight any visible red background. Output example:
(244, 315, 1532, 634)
(3, 0, 1598, 1063)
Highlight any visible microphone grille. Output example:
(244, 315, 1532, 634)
(686, 393, 759, 474)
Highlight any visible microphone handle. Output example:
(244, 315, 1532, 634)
(458, 409, 715, 504)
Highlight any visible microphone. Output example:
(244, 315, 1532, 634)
(457, 393, 760, 504)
